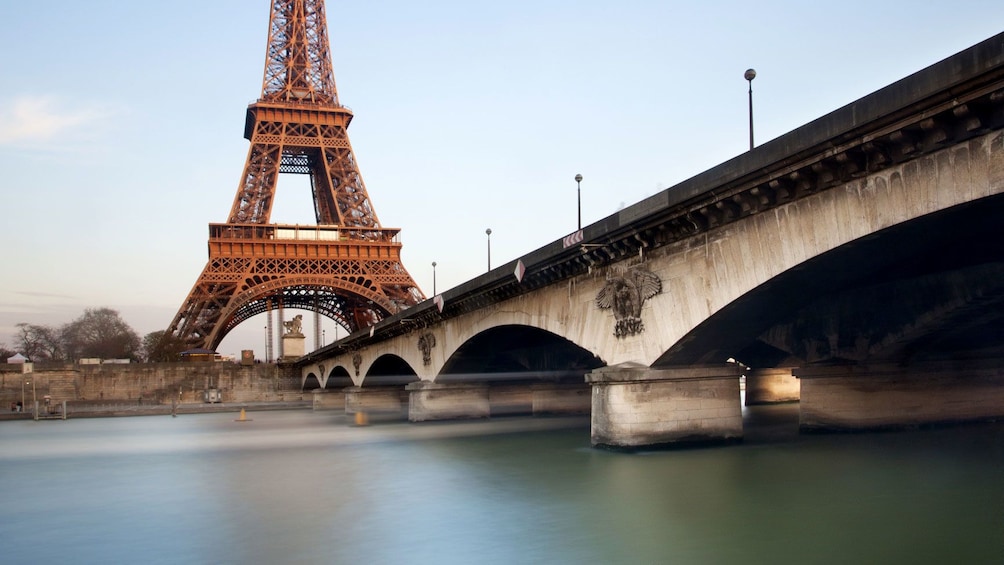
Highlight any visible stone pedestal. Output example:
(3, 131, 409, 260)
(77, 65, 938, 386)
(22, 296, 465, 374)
(795, 361, 1004, 431)
(343, 386, 406, 416)
(281, 334, 305, 361)
(407, 382, 490, 422)
(531, 382, 591, 415)
(586, 364, 743, 449)
(745, 368, 800, 405)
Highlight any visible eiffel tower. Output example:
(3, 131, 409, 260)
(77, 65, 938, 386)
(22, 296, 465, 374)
(168, 0, 424, 353)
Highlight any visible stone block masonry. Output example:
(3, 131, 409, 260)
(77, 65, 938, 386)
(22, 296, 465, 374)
(587, 364, 743, 449)
(0, 362, 305, 412)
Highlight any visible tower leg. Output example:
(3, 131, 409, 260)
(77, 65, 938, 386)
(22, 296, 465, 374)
(277, 300, 285, 360)
(314, 303, 321, 350)
(265, 299, 274, 363)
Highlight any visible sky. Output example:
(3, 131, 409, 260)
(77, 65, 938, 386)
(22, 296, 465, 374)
(1, 0, 1001, 359)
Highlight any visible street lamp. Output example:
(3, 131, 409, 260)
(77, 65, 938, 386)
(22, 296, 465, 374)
(745, 68, 756, 150)
(575, 174, 583, 230)
(263, 325, 268, 363)
(485, 229, 492, 271)
(322, 329, 326, 346)
(431, 261, 437, 295)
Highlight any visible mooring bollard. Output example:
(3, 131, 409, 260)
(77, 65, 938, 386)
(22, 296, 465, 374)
(354, 411, 369, 426)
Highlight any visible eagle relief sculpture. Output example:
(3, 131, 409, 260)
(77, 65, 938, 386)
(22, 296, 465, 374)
(596, 266, 662, 337)
(417, 332, 436, 366)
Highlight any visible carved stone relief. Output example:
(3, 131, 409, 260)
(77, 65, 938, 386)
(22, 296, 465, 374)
(417, 332, 436, 366)
(596, 266, 662, 337)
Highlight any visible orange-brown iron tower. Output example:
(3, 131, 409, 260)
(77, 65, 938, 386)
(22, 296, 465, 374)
(168, 0, 424, 352)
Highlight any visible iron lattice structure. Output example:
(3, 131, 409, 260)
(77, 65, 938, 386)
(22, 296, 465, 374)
(168, 0, 424, 351)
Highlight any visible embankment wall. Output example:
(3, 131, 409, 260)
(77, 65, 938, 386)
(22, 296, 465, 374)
(0, 362, 304, 411)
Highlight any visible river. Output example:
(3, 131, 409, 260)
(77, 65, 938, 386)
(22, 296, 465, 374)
(1, 403, 1001, 564)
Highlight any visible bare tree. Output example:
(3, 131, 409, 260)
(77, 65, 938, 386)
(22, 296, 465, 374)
(141, 330, 187, 362)
(15, 323, 63, 362)
(61, 308, 140, 361)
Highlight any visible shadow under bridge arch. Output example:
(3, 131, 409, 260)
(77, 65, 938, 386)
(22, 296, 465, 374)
(653, 195, 1004, 369)
(362, 354, 420, 386)
(438, 325, 605, 384)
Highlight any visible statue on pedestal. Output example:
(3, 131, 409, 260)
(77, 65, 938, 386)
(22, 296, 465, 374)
(282, 314, 304, 337)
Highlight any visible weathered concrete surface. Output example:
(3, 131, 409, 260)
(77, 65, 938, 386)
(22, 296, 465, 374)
(531, 383, 591, 415)
(344, 386, 407, 416)
(311, 388, 346, 410)
(407, 382, 490, 422)
(796, 362, 1004, 430)
(488, 385, 533, 416)
(745, 368, 800, 405)
(586, 364, 743, 448)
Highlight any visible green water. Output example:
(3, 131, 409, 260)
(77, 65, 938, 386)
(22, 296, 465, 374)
(1, 405, 1001, 564)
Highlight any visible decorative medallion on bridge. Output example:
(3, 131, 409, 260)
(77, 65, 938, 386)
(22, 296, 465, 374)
(596, 266, 662, 337)
(352, 354, 362, 377)
(417, 332, 436, 366)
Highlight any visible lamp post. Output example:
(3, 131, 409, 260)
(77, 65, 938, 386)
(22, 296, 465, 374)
(431, 261, 437, 295)
(20, 379, 26, 414)
(575, 173, 583, 230)
(322, 329, 326, 346)
(745, 68, 756, 150)
(263, 325, 268, 363)
(485, 229, 492, 271)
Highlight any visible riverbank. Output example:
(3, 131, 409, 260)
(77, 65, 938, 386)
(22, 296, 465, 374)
(0, 400, 312, 421)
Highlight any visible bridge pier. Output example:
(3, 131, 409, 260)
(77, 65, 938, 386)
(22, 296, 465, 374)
(407, 382, 490, 422)
(586, 364, 743, 449)
(488, 384, 532, 416)
(531, 382, 591, 415)
(344, 386, 407, 418)
(311, 388, 345, 411)
(744, 368, 800, 405)
(795, 361, 1004, 431)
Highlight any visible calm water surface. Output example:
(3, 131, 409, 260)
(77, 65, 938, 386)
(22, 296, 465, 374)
(1, 405, 1001, 564)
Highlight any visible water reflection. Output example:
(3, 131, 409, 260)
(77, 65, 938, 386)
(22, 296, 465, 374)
(1, 409, 1001, 564)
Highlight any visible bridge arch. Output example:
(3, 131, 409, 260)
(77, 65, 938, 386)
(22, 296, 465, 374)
(629, 135, 1004, 367)
(303, 372, 321, 391)
(324, 365, 353, 389)
(654, 193, 1004, 368)
(361, 353, 419, 386)
(439, 325, 604, 382)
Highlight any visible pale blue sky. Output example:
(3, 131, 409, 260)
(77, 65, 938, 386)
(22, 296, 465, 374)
(1, 1, 1000, 358)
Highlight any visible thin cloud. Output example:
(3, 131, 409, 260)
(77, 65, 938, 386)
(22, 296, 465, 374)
(11, 290, 79, 300)
(0, 95, 111, 146)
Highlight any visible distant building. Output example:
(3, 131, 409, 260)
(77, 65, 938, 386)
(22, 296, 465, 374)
(180, 348, 221, 363)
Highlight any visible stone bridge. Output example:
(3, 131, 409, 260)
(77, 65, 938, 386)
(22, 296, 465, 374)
(296, 33, 1004, 448)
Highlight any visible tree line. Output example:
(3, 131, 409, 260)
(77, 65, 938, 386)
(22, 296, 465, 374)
(2, 308, 186, 363)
